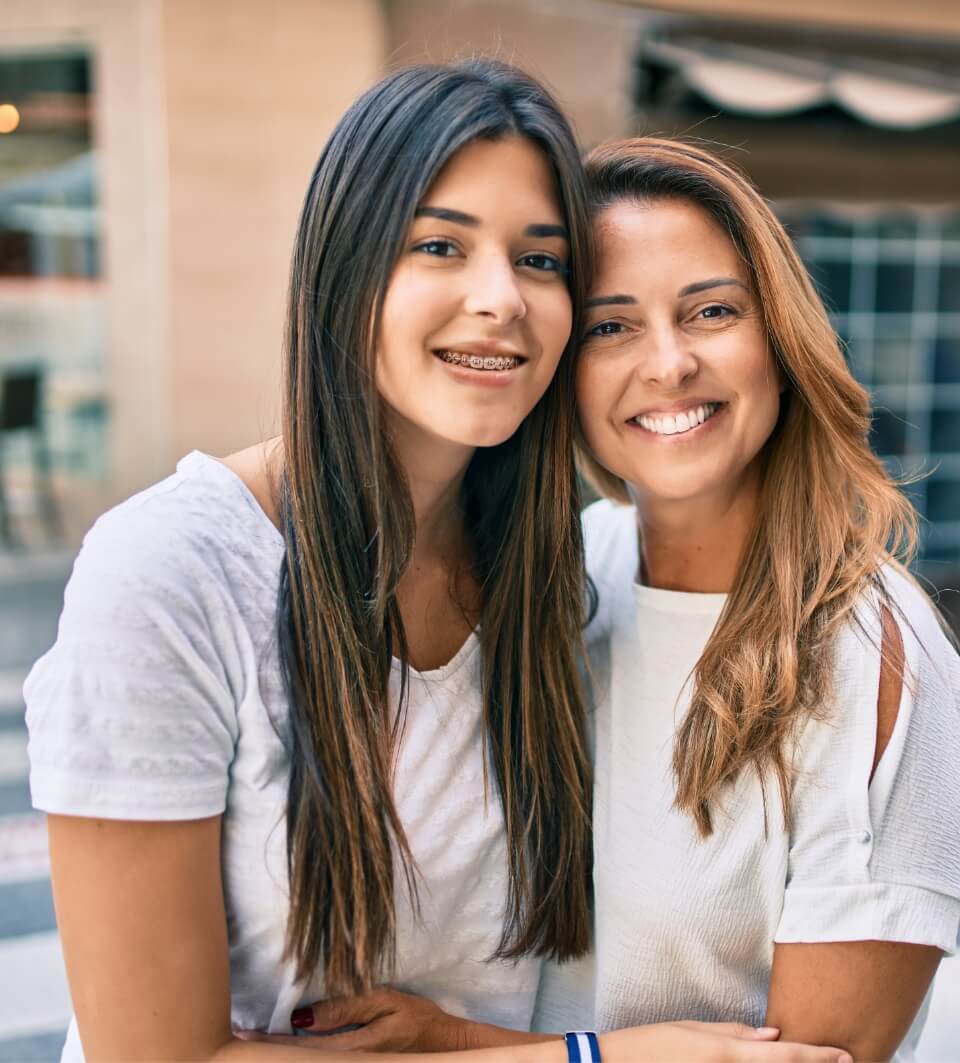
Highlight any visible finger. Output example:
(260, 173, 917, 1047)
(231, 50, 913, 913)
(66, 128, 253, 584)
(296, 990, 393, 1032)
(298, 1022, 395, 1053)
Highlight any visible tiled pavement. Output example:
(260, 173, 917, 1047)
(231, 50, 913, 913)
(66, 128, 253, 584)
(0, 552, 957, 1061)
(0, 551, 74, 1061)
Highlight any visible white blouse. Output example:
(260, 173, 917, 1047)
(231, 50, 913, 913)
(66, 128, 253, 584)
(536, 499, 960, 1061)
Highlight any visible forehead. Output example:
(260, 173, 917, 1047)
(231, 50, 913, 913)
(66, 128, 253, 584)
(422, 136, 562, 216)
(594, 199, 746, 282)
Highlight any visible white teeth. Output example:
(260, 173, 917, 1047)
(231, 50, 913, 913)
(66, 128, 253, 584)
(635, 402, 720, 436)
(437, 349, 519, 371)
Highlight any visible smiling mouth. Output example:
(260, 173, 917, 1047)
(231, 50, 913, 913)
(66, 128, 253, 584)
(629, 402, 725, 436)
(435, 349, 524, 372)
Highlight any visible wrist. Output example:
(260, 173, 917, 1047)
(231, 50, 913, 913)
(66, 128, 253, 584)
(460, 1019, 561, 1051)
(565, 1030, 602, 1062)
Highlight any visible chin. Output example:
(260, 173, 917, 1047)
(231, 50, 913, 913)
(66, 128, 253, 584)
(625, 473, 717, 505)
(443, 421, 522, 450)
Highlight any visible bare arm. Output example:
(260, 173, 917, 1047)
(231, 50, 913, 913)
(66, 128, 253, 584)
(49, 813, 573, 1063)
(765, 940, 940, 1061)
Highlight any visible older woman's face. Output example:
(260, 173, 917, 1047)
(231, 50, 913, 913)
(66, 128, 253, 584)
(576, 198, 782, 508)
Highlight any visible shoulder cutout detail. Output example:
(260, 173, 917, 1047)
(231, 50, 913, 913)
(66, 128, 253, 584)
(872, 604, 905, 783)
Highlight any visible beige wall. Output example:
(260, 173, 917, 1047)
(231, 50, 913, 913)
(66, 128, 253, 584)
(0, 0, 170, 532)
(385, 0, 638, 146)
(162, 0, 386, 462)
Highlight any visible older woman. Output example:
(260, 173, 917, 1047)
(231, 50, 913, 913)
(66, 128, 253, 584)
(306, 138, 959, 1063)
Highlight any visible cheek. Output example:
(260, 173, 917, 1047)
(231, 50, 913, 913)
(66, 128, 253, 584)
(575, 355, 617, 442)
(530, 286, 573, 366)
(735, 346, 783, 453)
(379, 267, 456, 351)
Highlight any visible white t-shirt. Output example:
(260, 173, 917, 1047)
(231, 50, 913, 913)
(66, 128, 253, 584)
(25, 451, 540, 1061)
(537, 499, 960, 1059)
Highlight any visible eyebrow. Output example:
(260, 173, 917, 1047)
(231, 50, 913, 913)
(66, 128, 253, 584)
(415, 206, 568, 240)
(586, 278, 749, 309)
(585, 293, 638, 309)
(679, 277, 749, 297)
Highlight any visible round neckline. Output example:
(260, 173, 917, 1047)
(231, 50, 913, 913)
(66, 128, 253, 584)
(633, 580, 727, 617)
(394, 629, 481, 682)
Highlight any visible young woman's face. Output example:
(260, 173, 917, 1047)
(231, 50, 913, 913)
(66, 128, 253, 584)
(577, 198, 782, 508)
(377, 136, 573, 451)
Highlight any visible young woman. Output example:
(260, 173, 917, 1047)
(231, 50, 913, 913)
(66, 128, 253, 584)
(24, 59, 596, 1062)
(294, 139, 960, 1061)
(23, 63, 842, 1063)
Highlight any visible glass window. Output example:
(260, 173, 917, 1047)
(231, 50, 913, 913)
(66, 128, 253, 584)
(812, 213, 854, 239)
(877, 215, 917, 240)
(939, 264, 960, 315)
(0, 44, 106, 542)
(810, 259, 852, 315)
(931, 408, 960, 454)
(870, 407, 909, 457)
(778, 204, 960, 564)
(927, 480, 960, 524)
(935, 337, 960, 384)
(875, 262, 916, 314)
(872, 328, 915, 388)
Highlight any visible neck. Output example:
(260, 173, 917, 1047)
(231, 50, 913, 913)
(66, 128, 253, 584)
(388, 413, 473, 562)
(632, 464, 763, 594)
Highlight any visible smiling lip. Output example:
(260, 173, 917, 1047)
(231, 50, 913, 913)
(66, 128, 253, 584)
(627, 401, 726, 438)
(432, 340, 528, 378)
(434, 340, 527, 361)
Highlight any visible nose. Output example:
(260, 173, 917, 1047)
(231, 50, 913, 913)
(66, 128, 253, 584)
(638, 322, 698, 390)
(463, 255, 527, 324)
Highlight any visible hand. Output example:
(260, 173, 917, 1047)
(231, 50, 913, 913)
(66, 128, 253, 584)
(237, 987, 474, 1053)
(599, 1022, 853, 1062)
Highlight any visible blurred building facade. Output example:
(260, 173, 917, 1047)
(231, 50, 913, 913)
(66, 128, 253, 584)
(0, 0, 958, 571)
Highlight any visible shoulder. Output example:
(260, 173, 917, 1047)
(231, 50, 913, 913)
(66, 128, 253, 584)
(582, 498, 638, 590)
(836, 564, 960, 701)
(76, 450, 284, 603)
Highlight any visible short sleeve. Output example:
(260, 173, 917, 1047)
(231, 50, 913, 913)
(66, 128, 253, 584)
(775, 570, 960, 955)
(26, 497, 240, 821)
(582, 500, 638, 646)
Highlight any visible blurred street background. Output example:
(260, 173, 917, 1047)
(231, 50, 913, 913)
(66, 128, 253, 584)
(0, 0, 958, 1058)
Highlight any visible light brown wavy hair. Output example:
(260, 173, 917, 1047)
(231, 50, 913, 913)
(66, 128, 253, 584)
(580, 137, 919, 835)
(278, 60, 593, 996)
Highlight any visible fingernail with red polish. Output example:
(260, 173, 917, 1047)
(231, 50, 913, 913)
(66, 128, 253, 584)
(291, 1007, 314, 1029)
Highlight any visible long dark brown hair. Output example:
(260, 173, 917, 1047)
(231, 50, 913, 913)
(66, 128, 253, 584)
(581, 138, 919, 836)
(278, 60, 594, 995)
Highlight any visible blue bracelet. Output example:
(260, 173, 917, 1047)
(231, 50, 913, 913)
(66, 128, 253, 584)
(564, 1030, 601, 1063)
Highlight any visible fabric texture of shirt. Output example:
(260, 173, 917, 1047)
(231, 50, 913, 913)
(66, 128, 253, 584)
(25, 451, 539, 1061)
(536, 498, 960, 1059)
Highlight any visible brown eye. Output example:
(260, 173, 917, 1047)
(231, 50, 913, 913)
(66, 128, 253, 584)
(587, 321, 624, 338)
(518, 252, 563, 273)
(413, 239, 460, 257)
(699, 304, 733, 320)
